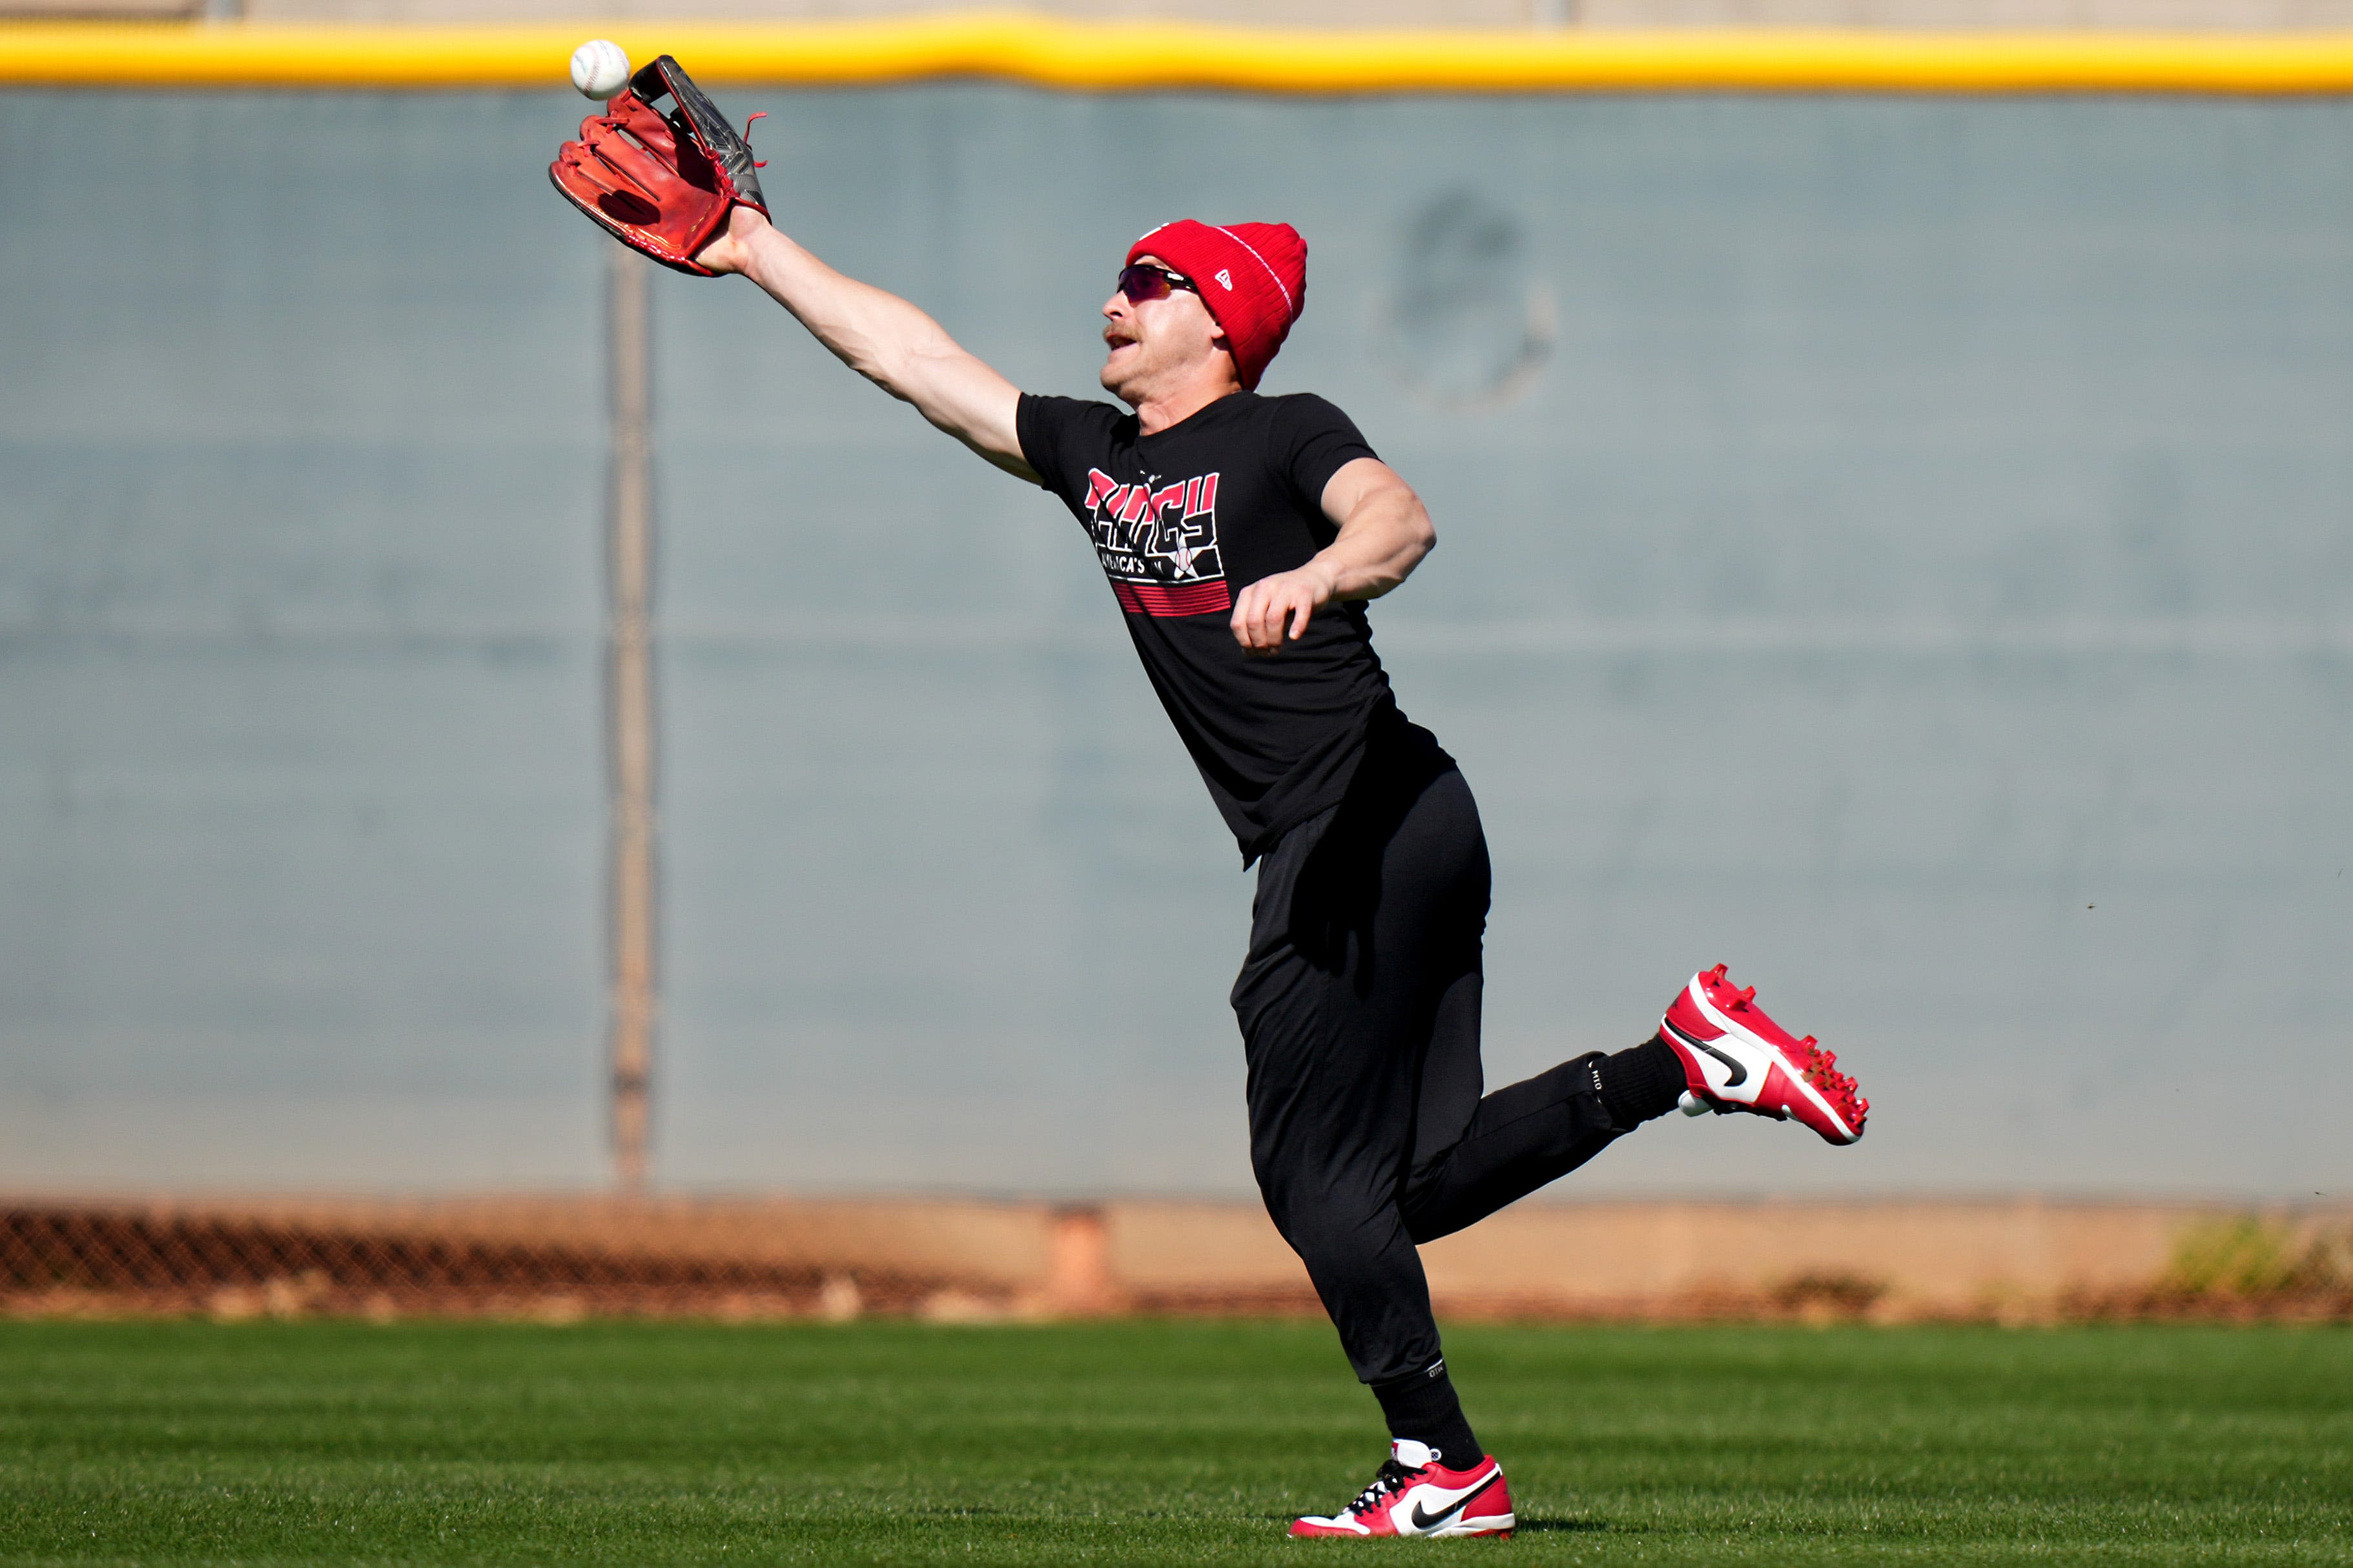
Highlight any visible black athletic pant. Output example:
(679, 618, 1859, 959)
(1231, 757, 1629, 1387)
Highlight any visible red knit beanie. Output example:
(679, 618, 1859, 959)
(1127, 219, 1307, 392)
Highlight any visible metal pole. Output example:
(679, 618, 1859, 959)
(606, 245, 657, 1192)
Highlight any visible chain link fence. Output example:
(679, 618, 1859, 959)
(6, 1197, 2348, 1323)
(0, 1199, 1014, 1321)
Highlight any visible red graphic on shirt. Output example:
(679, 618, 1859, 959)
(1082, 467, 1229, 617)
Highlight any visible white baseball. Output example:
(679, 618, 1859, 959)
(570, 39, 631, 100)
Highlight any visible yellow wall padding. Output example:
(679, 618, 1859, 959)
(16, 12, 2353, 94)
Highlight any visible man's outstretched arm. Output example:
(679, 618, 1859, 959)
(1230, 458, 1435, 656)
(697, 207, 1034, 481)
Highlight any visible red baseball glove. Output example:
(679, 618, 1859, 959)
(550, 54, 768, 276)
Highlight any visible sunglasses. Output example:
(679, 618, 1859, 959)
(1116, 263, 1200, 304)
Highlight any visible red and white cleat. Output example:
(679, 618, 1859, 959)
(1288, 1440, 1515, 1539)
(1660, 965, 1868, 1145)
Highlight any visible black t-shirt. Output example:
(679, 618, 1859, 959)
(1018, 389, 1445, 860)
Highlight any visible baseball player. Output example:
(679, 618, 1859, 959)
(553, 65, 1869, 1540)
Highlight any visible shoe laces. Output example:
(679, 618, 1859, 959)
(1344, 1458, 1419, 1518)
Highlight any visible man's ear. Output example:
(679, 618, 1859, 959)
(1198, 303, 1230, 352)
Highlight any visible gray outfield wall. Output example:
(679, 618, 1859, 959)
(3, 88, 2349, 1197)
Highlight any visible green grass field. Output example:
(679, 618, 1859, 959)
(2, 1319, 2347, 1565)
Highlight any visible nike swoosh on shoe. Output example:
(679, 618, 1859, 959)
(1408, 1469, 1501, 1531)
(1662, 1015, 1751, 1089)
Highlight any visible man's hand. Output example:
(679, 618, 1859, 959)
(692, 203, 769, 276)
(1228, 460, 1435, 657)
(1231, 562, 1339, 656)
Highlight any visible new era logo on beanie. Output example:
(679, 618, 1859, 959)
(1128, 219, 1307, 391)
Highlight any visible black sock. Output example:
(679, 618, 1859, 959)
(1370, 1358, 1482, 1470)
(1595, 1033, 1687, 1127)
